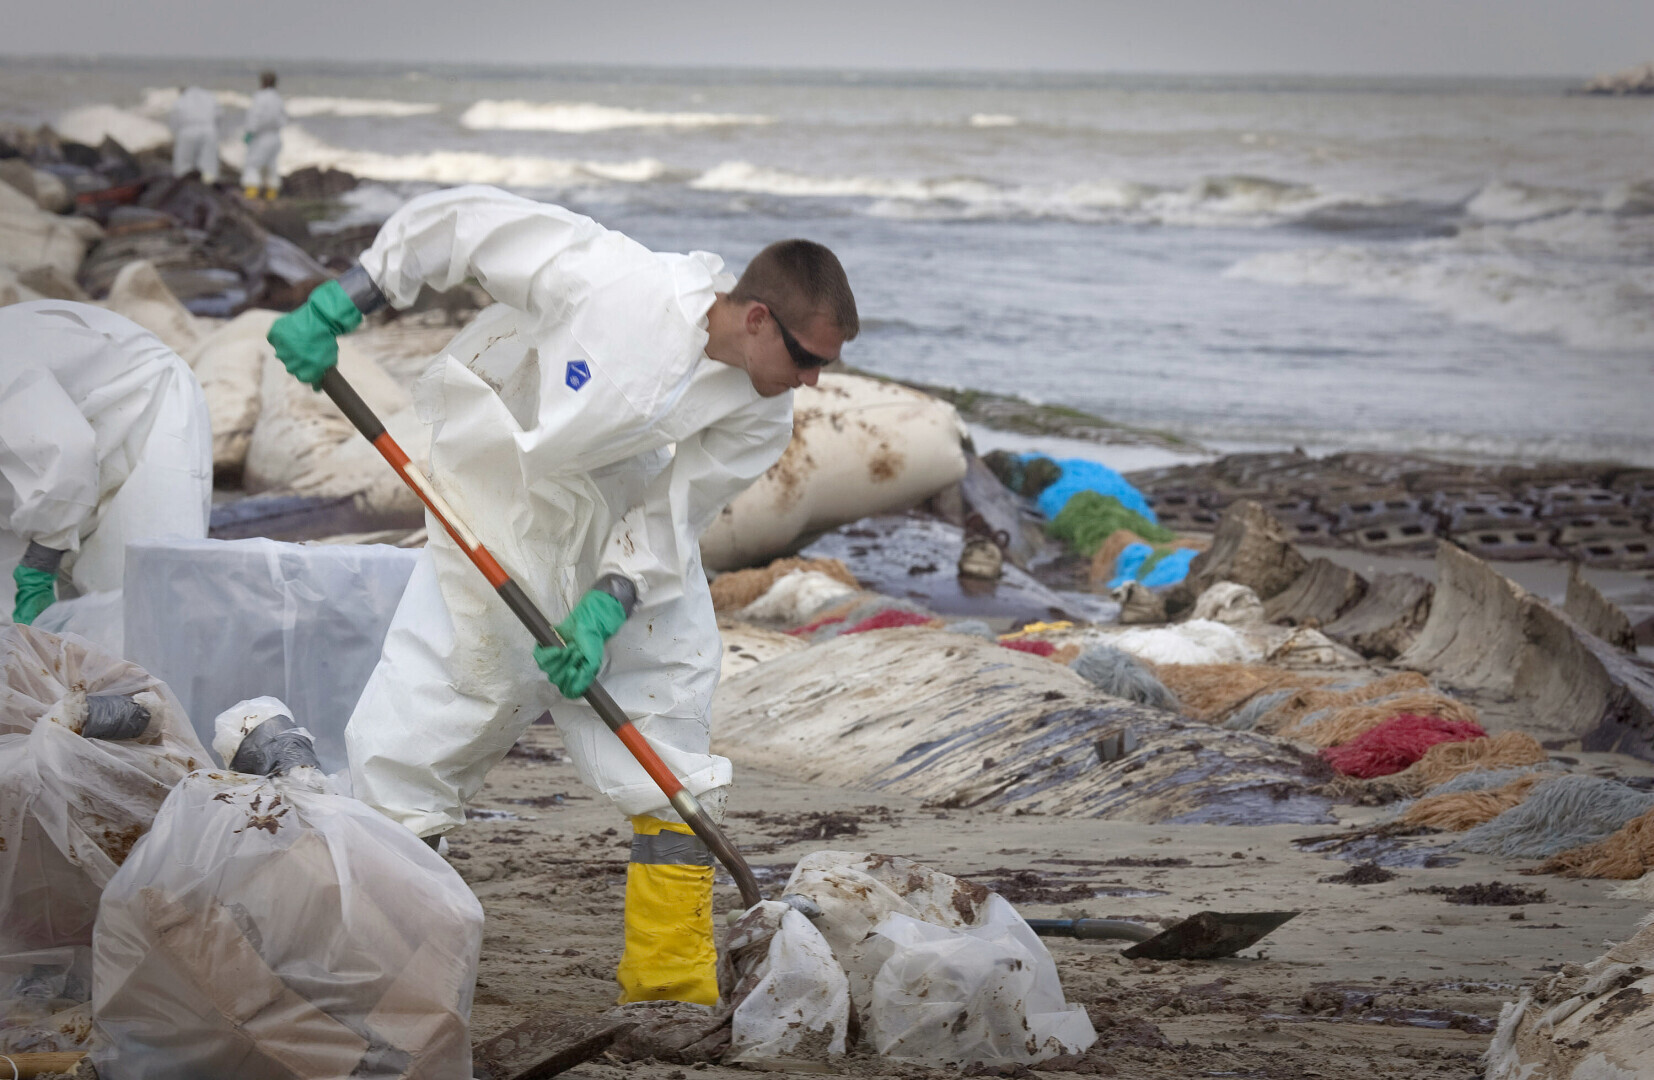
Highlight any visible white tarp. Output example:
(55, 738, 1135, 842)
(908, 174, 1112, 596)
(123, 537, 419, 772)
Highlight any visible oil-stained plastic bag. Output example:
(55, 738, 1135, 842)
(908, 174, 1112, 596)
(724, 902, 850, 1066)
(727, 851, 1095, 1069)
(92, 767, 485, 1080)
(0, 624, 205, 955)
(0, 946, 95, 1053)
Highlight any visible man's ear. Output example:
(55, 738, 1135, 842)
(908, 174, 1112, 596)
(743, 301, 767, 334)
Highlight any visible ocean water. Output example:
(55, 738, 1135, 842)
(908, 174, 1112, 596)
(5, 57, 1651, 465)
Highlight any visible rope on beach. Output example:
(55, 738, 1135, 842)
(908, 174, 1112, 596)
(1071, 643, 1181, 712)
(1285, 690, 1481, 747)
(1144, 663, 1331, 723)
(1402, 731, 1551, 791)
(1539, 805, 1654, 879)
(1456, 774, 1654, 859)
(1321, 714, 1487, 779)
(1254, 670, 1433, 733)
(710, 557, 859, 612)
(1400, 773, 1549, 831)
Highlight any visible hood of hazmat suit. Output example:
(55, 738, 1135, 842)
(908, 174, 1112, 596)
(344, 186, 794, 837)
(0, 302, 212, 649)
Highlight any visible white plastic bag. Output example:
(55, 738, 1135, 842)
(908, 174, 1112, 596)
(0, 946, 94, 1053)
(123, 537, 420, 772)
(866, 893, 1097, 1066)
(0, 624, 205, 955)
(725, 903, 850, 1066)
(92, 767, 484, 1080)
(730, 851, 1095, 1069)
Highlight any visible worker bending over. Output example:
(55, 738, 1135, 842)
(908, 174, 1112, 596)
(0, 302, 212, 653)
(268, 185, 856, 1006)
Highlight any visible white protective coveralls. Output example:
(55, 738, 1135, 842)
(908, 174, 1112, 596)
(168, 87, 220, 183)
(343, 188, 795, 1002)
(240, 87, 286, 195)
(0, 302, 213, 654)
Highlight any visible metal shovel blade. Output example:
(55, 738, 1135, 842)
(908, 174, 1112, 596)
(1122, 910, 1299, 960)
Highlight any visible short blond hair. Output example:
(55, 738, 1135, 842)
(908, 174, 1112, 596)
(730, 240, 858, 339)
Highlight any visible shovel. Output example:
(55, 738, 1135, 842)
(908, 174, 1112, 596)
(1026, 910, 1299, 960)
(316, 367, 764, 910)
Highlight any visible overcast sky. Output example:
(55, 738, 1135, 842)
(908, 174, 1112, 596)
(7, 0, 1651, 77)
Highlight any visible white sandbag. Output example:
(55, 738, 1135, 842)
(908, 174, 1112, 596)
(1483, 914, 1654, 1079)
(1108, 619, 1254, 665)
(92, 767, 485, 1080)
(735, 851, 1094, 1069)
(0, 264, 45, 307)
(243, 345, 426, 516)
(103, 260, 204, 358)
(0, 198, 91, 280)
(182, 308, 278, 472)
(702, 373, 968, 571)
(1607, 872, 1654, 901)
(737, 570, 857, 623)
(725, 903, 849, 1067)
(1189, 581, 1265, 626)
(124, 537, 420, 773)
(0, 625, 205, 956)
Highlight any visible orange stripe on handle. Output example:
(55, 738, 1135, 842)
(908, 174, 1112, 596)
(616, 724, 685, 796)
(370, 431, 509, 588)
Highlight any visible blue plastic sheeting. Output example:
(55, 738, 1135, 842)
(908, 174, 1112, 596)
(1107, 542, 1154, 589)
(1108, 543, 1197, 590)
(1025, 456, 1157, 522)
(1141, 548, 1198, 589)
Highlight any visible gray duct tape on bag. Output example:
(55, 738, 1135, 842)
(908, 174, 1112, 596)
(82, 695, 153, 741)
(229, 714, 322, 776)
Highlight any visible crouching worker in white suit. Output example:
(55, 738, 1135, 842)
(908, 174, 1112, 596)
(267, 185, 858, 1006)
(0, 302, 212, 654)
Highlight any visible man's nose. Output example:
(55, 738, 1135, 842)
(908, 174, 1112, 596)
(798, 366, 821, 387)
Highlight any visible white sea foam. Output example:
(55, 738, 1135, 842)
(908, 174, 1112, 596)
(459, 100, 771, 133)
(138, 87, 436, 119)
(1465, 180, 1594, 222)
(54, 105, 172, 152)
(968, 113, 1017, 128)
(693, 160, 1367, 228)
(223, 125, 666, 188)
(1227, 212, 1654, 353)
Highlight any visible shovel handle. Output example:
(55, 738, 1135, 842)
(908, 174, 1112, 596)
(1024, 918, 1157, 943)
(318, 367, 764, 909)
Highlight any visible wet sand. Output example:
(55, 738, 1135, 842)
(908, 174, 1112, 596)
(459, 722, 1653, 1079)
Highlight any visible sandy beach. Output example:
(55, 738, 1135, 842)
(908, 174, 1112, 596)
(459, 722, 1654, 1079)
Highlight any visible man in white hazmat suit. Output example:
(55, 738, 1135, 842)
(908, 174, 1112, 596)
(240, 71, 286, 201)
(0, 302, 213, 654)
(267, 185, 857, 1006)
(168, 85, 220, 185)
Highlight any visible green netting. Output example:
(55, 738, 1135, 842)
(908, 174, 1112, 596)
(1047, 491, 1176, 557)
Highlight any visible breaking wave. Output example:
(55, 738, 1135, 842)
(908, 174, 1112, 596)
(138, 87, 438, 118)
(54, 105, 172, 153)
(1227, 201, 1654, 353)
(236, 126, 667, 188)
(968, 113, 1018, 128)
(691, 162, 1375, 227)
(459, 100, 772, 133)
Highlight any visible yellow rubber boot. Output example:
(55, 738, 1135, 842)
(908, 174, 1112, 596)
(616, 815, 717, 1005)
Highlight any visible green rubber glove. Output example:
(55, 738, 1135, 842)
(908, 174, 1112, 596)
(267, 278, 364, 388)
(243, 131, 254, 145)
(534, 590, 628, 699)
(12, 565, 56, 626)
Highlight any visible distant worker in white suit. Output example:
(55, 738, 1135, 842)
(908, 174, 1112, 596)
(268, 185, 857, 1007)
(241, 71, 286, 201)
(0, 302, 212, 655)
(168, 85, 221, 184)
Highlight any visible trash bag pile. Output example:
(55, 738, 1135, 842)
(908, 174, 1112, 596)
(92, 698, 485, 1079)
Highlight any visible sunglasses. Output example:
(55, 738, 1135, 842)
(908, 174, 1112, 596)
(760, 302, 834, 369)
